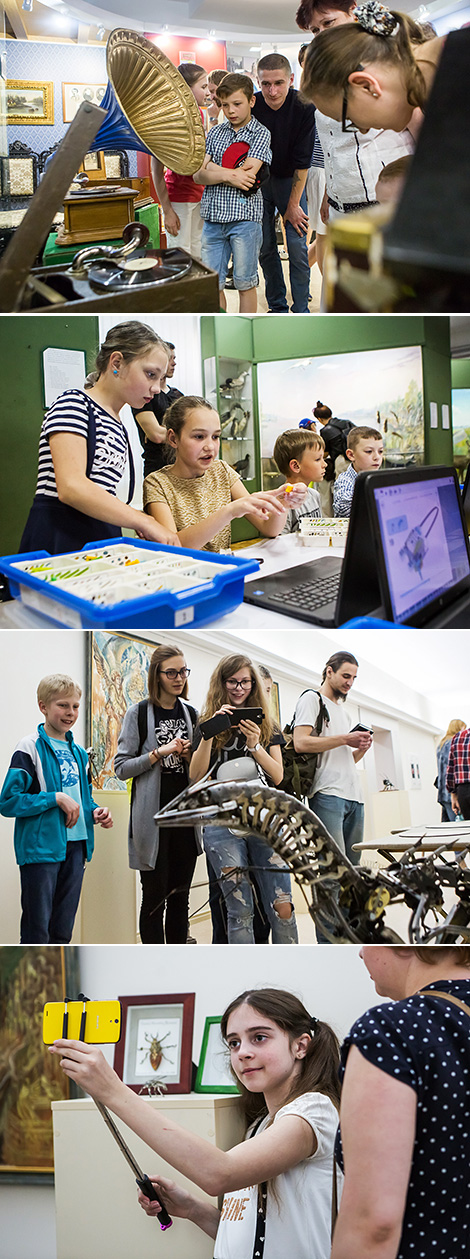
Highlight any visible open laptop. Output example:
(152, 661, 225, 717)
(244, 465, 470, 628)
(461, 463, 470, 535)
(243, 469, 384, 627)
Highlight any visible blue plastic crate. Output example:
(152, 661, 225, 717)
(0, 537, 260, 629)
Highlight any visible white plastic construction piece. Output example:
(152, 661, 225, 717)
(299, 518, 349, 546)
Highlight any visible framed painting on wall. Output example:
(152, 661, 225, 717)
(0, 946, 79, 1180)
(114, 993, 195, 1094)
(5, 81, 54, 124)
(86, 631, 158, 790)
(62, 82, 107, 123)
(194, 1017, 240, 1094)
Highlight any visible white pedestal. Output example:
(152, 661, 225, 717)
(52, 1094, 244, 1259)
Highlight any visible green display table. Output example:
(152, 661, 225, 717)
(42, 202, 162, 266)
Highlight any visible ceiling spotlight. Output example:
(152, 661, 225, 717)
(96, 24, 105, 38)
(22, 0, 33, 11)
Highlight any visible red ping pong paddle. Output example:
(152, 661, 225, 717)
(221, 141, 270, 196)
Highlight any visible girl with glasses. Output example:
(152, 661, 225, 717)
(300, 3, 444, 136)
(114, 644, 199, 944)
(190, 654, 298, 944)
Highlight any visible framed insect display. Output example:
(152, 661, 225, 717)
(194, 1017, 240, 1095)
(113, 993, 195, 1094)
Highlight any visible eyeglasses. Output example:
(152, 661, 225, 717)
(160, 667, 191, 679)
(341, 87, 357, 133)
(226, 678, 252, 689)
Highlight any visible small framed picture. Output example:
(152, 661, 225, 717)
(195, 1017, 240, 1094)
(62, 82, 107, 123)
(113, 994, 195, 1094)
(5, 81, 54, 125)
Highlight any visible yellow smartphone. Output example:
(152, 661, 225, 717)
(42, 1000, 121, 1044)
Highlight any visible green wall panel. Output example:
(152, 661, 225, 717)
(250, 314, 441, 362)
(452, 358, 470, 388)
(1, 316, 99, 555)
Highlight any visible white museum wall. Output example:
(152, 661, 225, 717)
(0, 627, 442, 946)
(0, 945, 378, 1259)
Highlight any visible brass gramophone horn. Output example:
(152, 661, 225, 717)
(89, 28, 206, 177)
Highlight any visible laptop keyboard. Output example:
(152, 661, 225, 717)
(268, 573, 341, 611)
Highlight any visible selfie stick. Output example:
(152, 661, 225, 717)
(63, 997, 173, 1231)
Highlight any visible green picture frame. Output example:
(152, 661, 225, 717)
(194, 1017, 240, 1095)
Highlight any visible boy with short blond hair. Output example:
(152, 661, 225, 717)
(194, 72, 272, 313)
(0, 673, 112, 943)
(273, 427, 326, 532)
(333, 426, 384, 518)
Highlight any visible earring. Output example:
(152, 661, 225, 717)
(113, 369, 118, 376)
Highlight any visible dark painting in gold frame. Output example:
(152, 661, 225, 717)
(0, 946, 79, 1181)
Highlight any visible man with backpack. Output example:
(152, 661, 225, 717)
(311, 402, 353, 481)
(291, 650, 372, 863)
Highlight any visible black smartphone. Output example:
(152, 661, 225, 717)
(230, 708, 264, 726)
(199, 712, 231, 740)
(350, 723, 373, 734)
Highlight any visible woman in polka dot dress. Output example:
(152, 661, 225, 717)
(332, 945, 470, 1259)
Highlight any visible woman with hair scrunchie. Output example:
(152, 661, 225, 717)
(300, 3, 445, 134)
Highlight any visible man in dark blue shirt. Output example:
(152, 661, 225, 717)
(253, 53, 315, 313)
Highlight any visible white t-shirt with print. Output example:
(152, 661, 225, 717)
(213, 1092, 340, 1259)
(294, 691, 362, 803)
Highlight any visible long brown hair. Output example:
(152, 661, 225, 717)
(220, 987, 341, 1127)
(300, 11, 428, 110)
(199, 654, 274, 749)
(147, 644, 189, 704)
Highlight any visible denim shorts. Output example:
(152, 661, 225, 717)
(201, 219, 262, 290)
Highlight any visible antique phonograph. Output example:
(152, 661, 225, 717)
(0, 30, 219, 312)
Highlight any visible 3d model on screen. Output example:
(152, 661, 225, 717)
(399, 506, 439, 578)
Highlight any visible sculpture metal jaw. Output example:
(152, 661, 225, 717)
(155, 778, 470, 944)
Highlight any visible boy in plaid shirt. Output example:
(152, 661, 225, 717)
(194, 73, 272, 312)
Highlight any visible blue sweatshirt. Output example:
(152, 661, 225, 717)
(0, 723, 97, 865)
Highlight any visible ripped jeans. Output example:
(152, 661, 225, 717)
(203, 825, 298, 944)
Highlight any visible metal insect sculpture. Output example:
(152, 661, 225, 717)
(155, 778, 470, 944)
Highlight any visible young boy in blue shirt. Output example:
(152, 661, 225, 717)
(194, 72, 272, 313)
(333, 426, 384, 517)
(0, 673, 112, 944)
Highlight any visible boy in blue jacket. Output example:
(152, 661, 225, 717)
(0, 673, 113, 943)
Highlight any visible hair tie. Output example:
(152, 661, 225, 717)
(353, 2, 398, 36)
(309, 1015, 319, 1035)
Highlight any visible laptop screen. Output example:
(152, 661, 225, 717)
(372, 471, 470, 624)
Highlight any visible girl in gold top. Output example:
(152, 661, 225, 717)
(300, 2, 444, 135)
(143, 395, 307, 552)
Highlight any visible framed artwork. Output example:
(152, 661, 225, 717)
(5, 81, 54, 124)
(0, 946, 79, 1181)
(195, 1018, 240, 1094)
(86, 631, 158, 790)
(62, 82, 107, 122)
(114, 994, 195, 1095)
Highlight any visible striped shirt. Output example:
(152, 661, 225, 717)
(446, 728, 470, 790)
(333, 464, 357, 518)
(35, 390, 128, 500)
(201, 116, 272, 224)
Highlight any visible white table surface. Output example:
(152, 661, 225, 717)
(0, 536, 343, 630)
